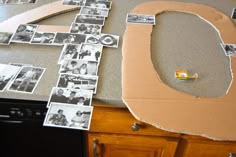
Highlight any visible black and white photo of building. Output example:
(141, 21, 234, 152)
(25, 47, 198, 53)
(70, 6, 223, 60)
(79, 6, 109, 17)
(57, 73, 98, 93)
(126, 13, 156, 25)
(74, 15, 105, 26)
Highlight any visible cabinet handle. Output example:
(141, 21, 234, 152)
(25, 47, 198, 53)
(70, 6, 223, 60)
(131, 123, 140, 131)
(229, 152, 236, 157)
(93, 138, 99, 157)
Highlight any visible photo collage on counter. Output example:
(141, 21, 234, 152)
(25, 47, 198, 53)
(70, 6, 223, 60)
(0, 0, 120, 131)
(43, 0, 120, 131)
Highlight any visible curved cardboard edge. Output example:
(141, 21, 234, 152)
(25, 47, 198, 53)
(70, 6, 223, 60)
(122, 1, 236, 140)
(0, 0, 79, 32)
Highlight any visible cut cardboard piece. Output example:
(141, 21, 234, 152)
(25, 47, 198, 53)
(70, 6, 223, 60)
(0, 0, 78, 33)
(122, 1, 236, 140)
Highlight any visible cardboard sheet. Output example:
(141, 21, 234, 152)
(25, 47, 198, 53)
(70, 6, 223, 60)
(0, 0, 78, 33)
(122, 1, 236, 140)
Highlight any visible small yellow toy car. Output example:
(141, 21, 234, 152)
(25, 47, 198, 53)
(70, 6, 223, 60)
(175, 70, 198, 80)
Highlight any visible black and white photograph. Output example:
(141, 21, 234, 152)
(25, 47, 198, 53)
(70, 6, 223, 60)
(58, 44, 80, 64)
(79, 6, 109, 17)
(85, 0, 111, 9)
(74, 15, 105, 26)
(53, 33, 86, 45)
(47, 87, 93, 106)
(86, 33, 119, 48)
(0, 32, 13, 45)
(62, 0, 85, 6)
(7, 66, 45, 93)
(221, 44, 236, 56)
(44, 102, 93, 130)
(57, 74, 98, 93)
(231, 8, 236, 19)
(0, 64, 21, 92)
(19, 0, 37, 4)
(11, 24, 38, 43)
(6, 0, 37, 4)
(78, 43, 103, 62)
(126, 13, 156, 25)
(70, 23, 102, 35)
(59, 59, 99, 76)
(30, 32, 56, 45)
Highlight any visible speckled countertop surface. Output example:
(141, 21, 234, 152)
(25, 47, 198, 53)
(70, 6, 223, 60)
(0, 0, 235, 106)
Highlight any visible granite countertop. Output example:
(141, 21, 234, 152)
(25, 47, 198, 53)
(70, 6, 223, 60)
(0, 0, 235, 106)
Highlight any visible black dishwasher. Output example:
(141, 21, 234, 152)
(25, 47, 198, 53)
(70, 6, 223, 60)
(0, 98, 87, 157)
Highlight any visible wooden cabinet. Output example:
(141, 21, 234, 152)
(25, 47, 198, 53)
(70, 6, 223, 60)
(88, 134, 179, 157)
(87, 105, 236, 157)
(176, 136, 236, 157)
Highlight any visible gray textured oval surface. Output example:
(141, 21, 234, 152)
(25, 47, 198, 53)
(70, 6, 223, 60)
(151, 12, 232, 98)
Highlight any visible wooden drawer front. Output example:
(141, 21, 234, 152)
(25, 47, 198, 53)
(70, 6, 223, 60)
(88, 133, 179, 157)
(90, 106, 180, 137)
(177, 139, 236, 157)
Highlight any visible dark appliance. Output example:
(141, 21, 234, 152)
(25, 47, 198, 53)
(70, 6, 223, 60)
(0, 98, 86, 157)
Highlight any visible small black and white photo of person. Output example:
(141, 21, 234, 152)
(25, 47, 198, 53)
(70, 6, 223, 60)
(86, 33, 119, 48)
(78, 43, 103, 62)
(60, 59, 99, 76)
(232, 8, 236, 19)
(79, 6, 109, 17)
(62, 0, 85, 6)
(7, 66, 45, 93)
(30, 32, 55, 44)
(74, 15, 105, 26)
(48, 88, 68, 106)
(44, 103, 93, 130)
(46, 108, 69, 126)
(53, 33, 86, 45)
(57, 74, 98, 93)
(126, 14, 156, 25)
(44, 103, 69, 127)
(58, 44, 80, 64)
(69, 107, 93, 129)
(11, 24, 38, 43)
(70, 23, 102, 35)
(48, 87, 93, 106)
(0, 64, 21, 92)
(85, 0, 111, 9)
(0, 32, 13, 45)
(221, 44, 236, 56)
